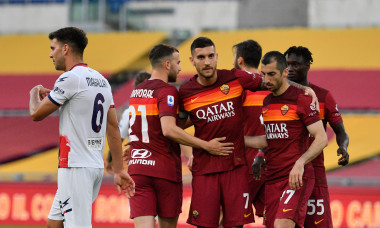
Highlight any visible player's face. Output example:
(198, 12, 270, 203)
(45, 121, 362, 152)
(190, 46, 218, 79)
(168, 52, 181, 83)
(285, 53, 309, 84)
(261, 61, 287, 93)
(49, 38, 65, 71)
(233, 49, 240, 69)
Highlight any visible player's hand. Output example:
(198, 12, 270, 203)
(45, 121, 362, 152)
(114, 170, 135, 198)
(187, 155, 194, 171)
(304, 87, 320, 112)
(289, 160, 304, 190)
(337, 147, 349, 166)
(36, 85, 51, 100)
(206, 137, 234, 156)
(252, 156, 266, 180)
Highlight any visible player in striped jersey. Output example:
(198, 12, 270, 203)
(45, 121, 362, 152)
(259, 51, 328, 228)
(127, 44, 233, 228)
(284, 46, 349, 227)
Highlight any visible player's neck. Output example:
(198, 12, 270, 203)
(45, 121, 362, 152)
(150, 69, 169, 83)
(196, 72, 217, 86)
(64, 57, 83, 72)
(273, 82, 290, 96)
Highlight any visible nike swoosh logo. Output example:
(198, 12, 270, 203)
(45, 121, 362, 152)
(244, 213, 251, 218)
(315, 219, 324, 224)
(282, 208, 293, 212)
(191, 97, 200, 103)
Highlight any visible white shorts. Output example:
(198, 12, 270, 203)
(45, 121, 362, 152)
(48, 167, 104, 228)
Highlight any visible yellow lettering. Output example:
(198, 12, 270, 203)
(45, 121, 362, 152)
(361, 201, 372, 226)
(374, 202, 380, 226)
(94, 195, 107, 222)
(12, 194, 29, 221)
(31, 193, 54, 221)
(347, 200, 361, 227)
(0, 193, 11, 220)
(330, 200, 343, 227)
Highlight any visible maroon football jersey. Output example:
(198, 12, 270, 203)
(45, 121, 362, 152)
(242, 90, 271, 174)
(179, 68, 262, 175)
(128, 79, 182, 183)
(309, 83, 343, 167)
(262, 85, 321, 184)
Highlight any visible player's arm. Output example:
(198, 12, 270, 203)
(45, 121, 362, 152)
(29, 85, 57, 121)
(160, 116, 234, 156)
(106, 108, 135, 198)
(244, 135, 267, 149)
(180, 144, 194, 171)
(331, 122, 349, 166)
(289, 120, 328, 190)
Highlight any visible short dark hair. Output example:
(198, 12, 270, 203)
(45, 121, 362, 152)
(149, 44, 178, 68)
(190, 37, 215, 55)
(134, 71, 151, 87)
(49, 27, 88, 56)
(233, 40, 262, 68)
(284, 46, 313, 65)
(262, 51, 288, 73)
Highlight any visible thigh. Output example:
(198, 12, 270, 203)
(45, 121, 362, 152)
(48, 189, 63, 222)
(153, 178, 182, 218)
(187, 174, 221, 227)
(249, 175, 265, 217)
(264, 181, 284, 228)
(221, 165, 254, 227)
(129, 175, 157, 219)
(61, 167, 102, 228)
(304, 186, 333, 228)
(275, 177, 315, 227)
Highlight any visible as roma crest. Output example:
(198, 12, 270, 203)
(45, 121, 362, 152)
(281, 105, 289, 116)
(220, 84, 230, 95)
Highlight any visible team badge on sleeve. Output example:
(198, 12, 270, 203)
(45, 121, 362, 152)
(281, 105, 289, 115)
(220, 84, 230, 95)
(167, 95, 174, 107)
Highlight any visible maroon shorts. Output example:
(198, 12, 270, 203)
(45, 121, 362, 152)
(248, 174, 265, 217)
(265, 177, 314, 228)
(304, 185, 333, 227)
(129, 175, 182, 219)
(187, 165, 254, 227)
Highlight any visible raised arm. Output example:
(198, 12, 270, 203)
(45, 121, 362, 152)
(29, 85, 57, 121)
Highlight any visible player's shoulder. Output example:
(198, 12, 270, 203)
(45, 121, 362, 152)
(310, 83, 329, 95)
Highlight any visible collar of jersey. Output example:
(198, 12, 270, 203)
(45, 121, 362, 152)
(70, 63, 88, 71)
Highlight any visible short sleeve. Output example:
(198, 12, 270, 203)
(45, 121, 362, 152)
(119, 108, 130, 139)
(48, 72, 78, 106)
(157, 86, 179, 118)
(234, 68, 263, 92)
(297, 94, 321, 126)
(324, 91, 343, 127)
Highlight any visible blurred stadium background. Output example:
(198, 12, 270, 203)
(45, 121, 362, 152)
(0, 0, 380, 227)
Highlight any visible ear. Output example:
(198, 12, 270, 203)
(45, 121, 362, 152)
(305, 63, 310, 71)
(238, 56, 244, 67)
(62, 44, 69, 55)
(189, 56, 195, 66)
(283, 67, 289, 78)
(163, 59, 170, 70)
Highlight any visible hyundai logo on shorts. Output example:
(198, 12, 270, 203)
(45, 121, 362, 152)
(131, 149, 152, 159)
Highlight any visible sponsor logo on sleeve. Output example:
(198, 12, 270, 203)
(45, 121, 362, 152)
(220, 84, 230, 95)
(53, 86, 65, 95)
(167, 95, 174, 107)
